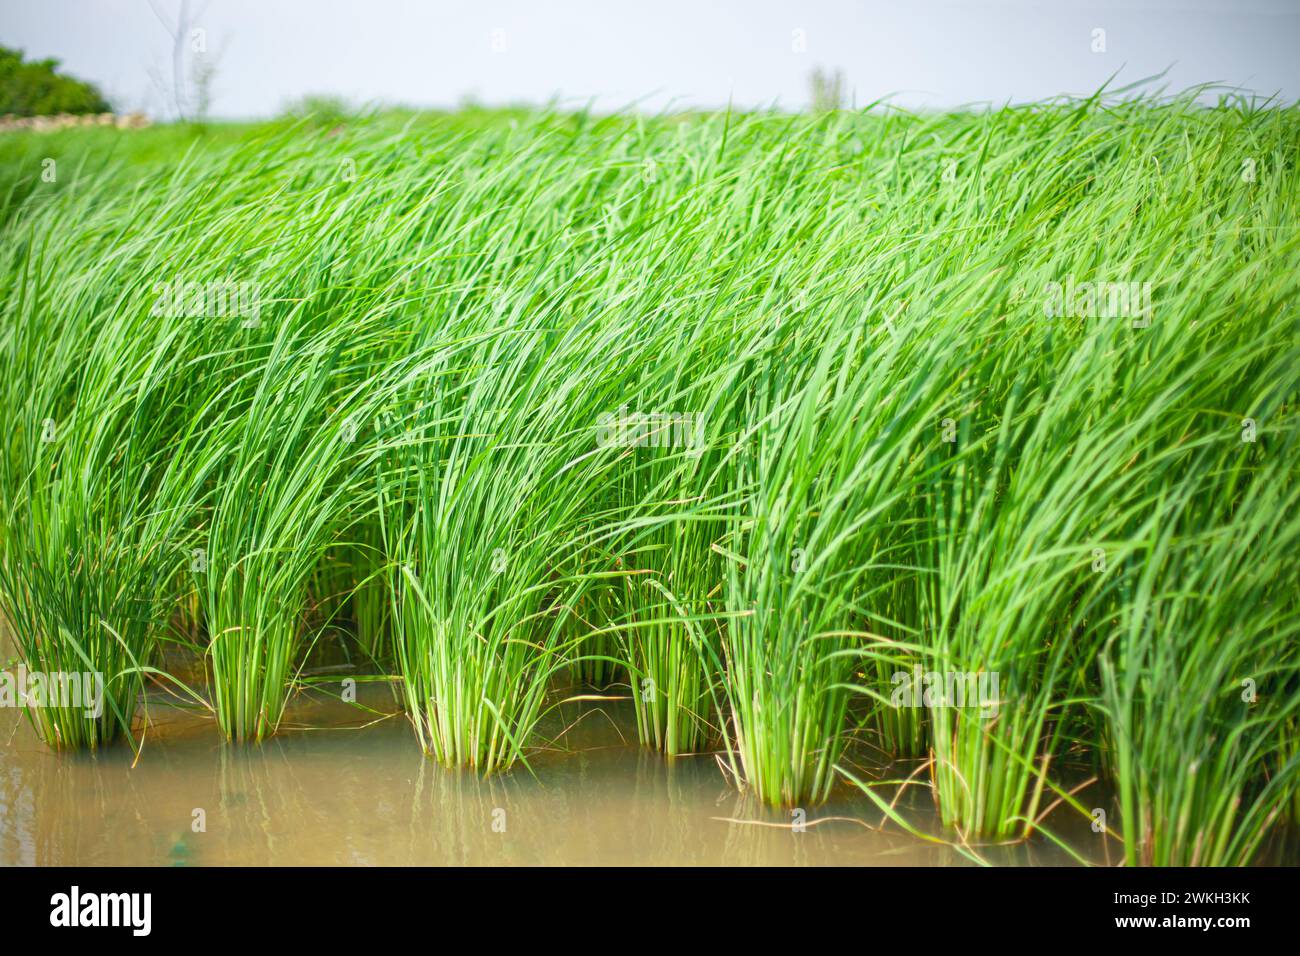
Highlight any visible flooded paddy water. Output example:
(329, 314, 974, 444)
(0, 632, 1113, 867)
(0, 694, 1104, 867)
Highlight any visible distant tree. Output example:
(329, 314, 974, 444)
(280, 94, 355, 129)
(146, 0, 221, 123)
(810, 67, 845, 112)
(0, 46, 111, 116)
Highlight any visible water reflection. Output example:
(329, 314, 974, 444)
(0, 659, 1098, 866)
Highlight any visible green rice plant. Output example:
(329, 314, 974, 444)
(372, 294, 627, 771)
(712, 304, 949, 806)
(0, 91, 1295, 866)
(342, 527, 392, 662)
(0, 259, 195, 747)
(1283, 716, 1300, 825)
(0, 495, 167, 750)
(594, 409, 733, 756)
(1097, 417, 1300, 865)
(615, 524, 722, 757)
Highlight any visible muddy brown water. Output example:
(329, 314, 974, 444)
(1, 632, 1102, 866)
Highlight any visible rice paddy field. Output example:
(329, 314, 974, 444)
(0, 93, 1297, 867)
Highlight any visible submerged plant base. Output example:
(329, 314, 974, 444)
(0, 685, 1131, 866)
(207, 617, 302, 742)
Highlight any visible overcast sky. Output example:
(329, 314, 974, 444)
(1, 1, 1297, 119)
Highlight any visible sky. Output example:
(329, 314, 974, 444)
(1, 0, 1297, 119)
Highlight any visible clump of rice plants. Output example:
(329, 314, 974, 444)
(1097, 397, 1300, 865)
(0, 497, 168, 750)
(0, 91, 1296, 862)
